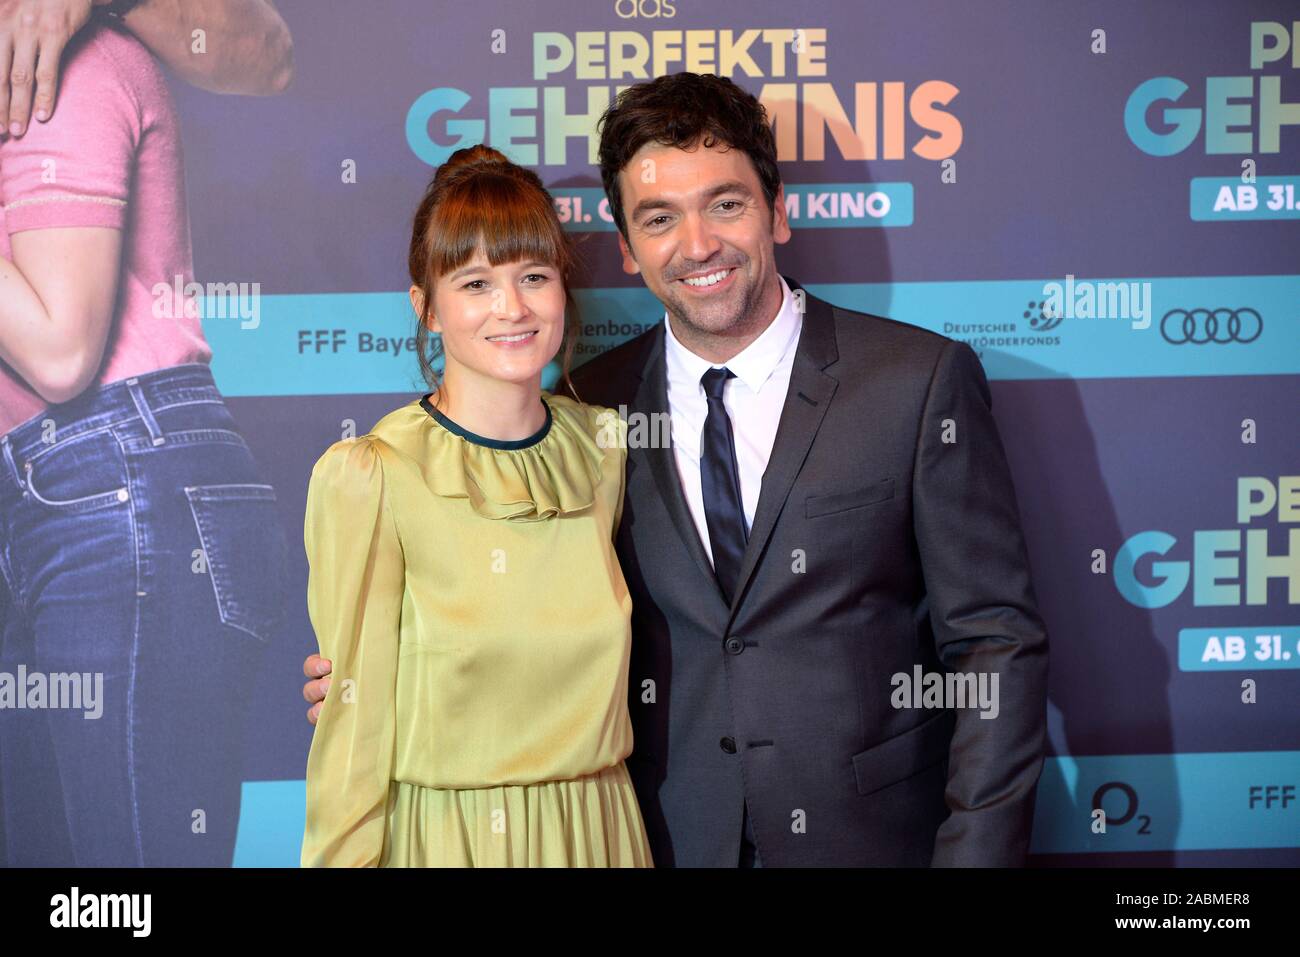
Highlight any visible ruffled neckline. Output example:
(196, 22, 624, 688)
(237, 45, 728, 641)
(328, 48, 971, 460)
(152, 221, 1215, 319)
(408, 390, 612, 522)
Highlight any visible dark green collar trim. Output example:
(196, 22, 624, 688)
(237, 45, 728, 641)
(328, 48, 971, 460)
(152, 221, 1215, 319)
(420, 393, 552, 450)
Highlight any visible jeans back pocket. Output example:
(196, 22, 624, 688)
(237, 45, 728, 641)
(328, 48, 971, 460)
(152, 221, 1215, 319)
(184, 483, 288, 643)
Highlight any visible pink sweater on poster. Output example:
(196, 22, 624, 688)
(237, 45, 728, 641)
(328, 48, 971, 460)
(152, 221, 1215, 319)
(0, 19, 211, 436)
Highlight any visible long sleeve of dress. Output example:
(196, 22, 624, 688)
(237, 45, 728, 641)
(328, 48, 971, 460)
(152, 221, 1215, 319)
(300, 437, 405, 867)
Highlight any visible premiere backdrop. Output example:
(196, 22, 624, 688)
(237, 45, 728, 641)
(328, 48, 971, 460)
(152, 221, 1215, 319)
(50, 0, 1300, 865)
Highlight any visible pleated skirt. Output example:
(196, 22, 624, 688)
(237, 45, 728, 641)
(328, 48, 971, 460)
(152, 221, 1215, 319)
(379, 760, 654, 867)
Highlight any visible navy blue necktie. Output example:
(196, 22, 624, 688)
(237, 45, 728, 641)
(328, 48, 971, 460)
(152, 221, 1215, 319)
(700, 367, 747, 604)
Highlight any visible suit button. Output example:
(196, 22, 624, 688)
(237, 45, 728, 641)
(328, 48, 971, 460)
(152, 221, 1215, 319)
(720, 737, 736, 754)
(724, 636, 744, 655)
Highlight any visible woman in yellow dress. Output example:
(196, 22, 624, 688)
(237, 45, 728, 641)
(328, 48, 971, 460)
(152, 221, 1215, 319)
(299, 144, 652, 867)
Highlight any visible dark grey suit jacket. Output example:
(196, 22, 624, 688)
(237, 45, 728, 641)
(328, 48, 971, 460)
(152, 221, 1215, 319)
(566, 276, 1049, 866)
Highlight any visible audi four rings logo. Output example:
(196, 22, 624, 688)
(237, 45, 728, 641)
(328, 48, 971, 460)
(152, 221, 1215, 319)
(1160, 308, 1263, 344)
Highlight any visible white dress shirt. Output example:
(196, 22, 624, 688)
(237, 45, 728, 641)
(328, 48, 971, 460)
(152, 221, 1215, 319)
(661, 274, 803, 568)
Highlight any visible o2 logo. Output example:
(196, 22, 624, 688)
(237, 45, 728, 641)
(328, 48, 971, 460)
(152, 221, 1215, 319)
(1093, 781, 1153, 835)
(615, 0, 677, 17)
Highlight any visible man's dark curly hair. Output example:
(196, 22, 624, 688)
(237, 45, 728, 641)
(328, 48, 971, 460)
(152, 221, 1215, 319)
(596, 72, 781, 243)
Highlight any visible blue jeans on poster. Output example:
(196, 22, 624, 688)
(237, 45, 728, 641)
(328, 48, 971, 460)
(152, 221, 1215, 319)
(0, 363, 288, 866)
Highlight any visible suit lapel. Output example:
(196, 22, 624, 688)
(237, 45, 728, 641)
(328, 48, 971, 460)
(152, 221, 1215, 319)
(629, 275, 841, 621)
(726, 278, 839, 624)
(632, 326, 730, 608)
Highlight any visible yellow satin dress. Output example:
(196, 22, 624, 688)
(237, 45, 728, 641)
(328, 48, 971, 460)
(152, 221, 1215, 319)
(300, 390, 652, 867)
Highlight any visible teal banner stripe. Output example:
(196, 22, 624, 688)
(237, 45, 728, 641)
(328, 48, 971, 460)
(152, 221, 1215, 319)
(201, 274, 1299, 396)
(1190, 176, 1300, 221)
(235, 750, 1300, 865)
(810, 275, 1296, 381)
(1178, 627, 1300, 671)
(232, 779, 306, 867)
(550, 182, 913, 232)
(551, 187, 615, 231)
(783, 182, 913, 227)
(1031, 751, 1300, 853)
(205, 291, 432, 398)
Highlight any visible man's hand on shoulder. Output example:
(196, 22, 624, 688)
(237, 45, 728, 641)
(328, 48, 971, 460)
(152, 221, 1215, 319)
(0, 0, 98, 138)
(0, 0, 294, 140)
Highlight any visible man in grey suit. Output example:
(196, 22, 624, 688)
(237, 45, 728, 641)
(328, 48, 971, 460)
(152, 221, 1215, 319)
(304, 72, 1049, 867)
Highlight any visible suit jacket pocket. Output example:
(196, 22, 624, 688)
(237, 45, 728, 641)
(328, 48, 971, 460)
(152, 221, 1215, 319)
(805, 477, 895, 518)
(851, 708, 955, 796)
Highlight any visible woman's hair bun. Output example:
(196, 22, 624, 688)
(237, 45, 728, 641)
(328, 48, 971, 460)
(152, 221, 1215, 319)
(435, 144, 512, 182)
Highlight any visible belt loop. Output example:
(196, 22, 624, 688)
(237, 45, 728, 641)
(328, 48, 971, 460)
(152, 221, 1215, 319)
(126, 376, 166, 446)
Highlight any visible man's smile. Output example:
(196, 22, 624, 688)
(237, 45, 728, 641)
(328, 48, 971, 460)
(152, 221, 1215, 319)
(677, 267, 738, 292)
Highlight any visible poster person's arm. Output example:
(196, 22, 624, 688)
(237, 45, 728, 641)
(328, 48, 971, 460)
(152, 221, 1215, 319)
(0, 0, 293, 139)
(0, 230, 121, 403)
(114, 0, 294, 96)
(0, 19, 127, 402)
(911, 339, 1051, 866)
